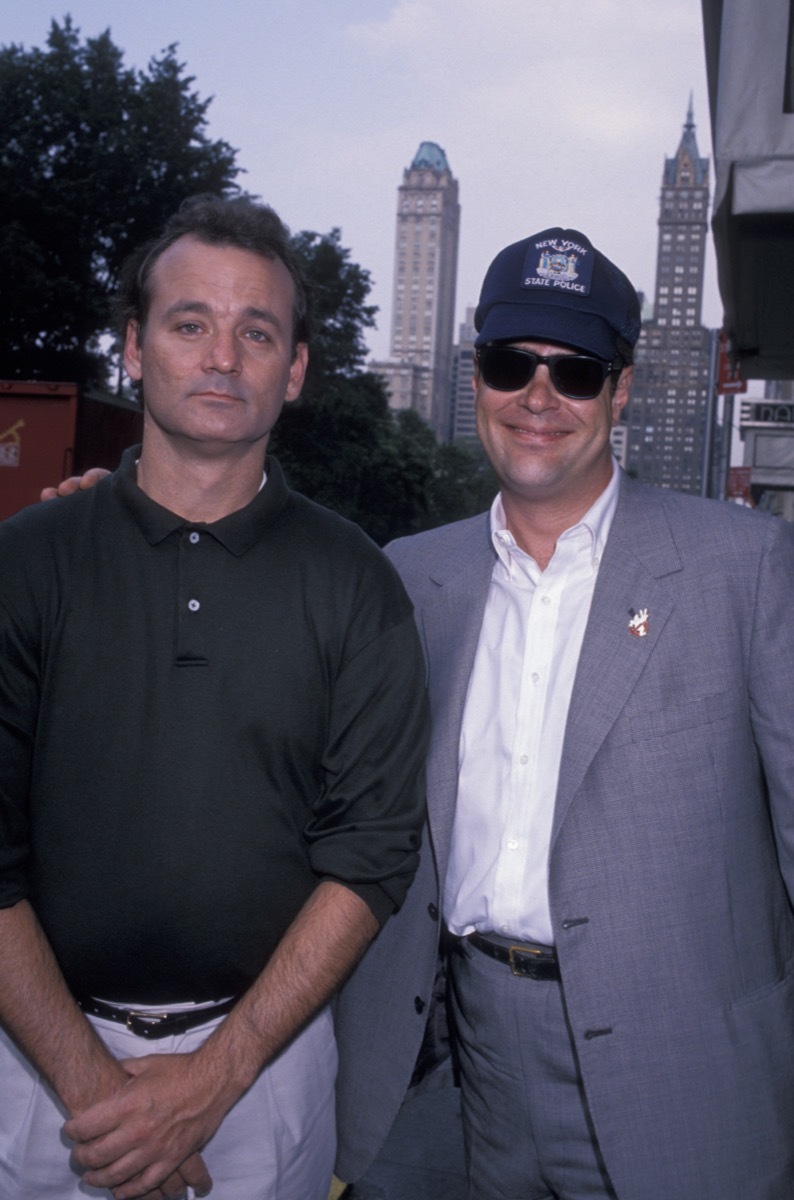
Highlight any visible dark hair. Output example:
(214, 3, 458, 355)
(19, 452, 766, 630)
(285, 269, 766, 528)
(114, 194, 311, 351)
(607, 335, 634, 394)
(613, 335, 634, 369)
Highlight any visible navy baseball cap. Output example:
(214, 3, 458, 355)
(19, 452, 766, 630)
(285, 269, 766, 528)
(474, 227, 641, 361)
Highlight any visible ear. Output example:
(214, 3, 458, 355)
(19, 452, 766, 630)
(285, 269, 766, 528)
(124, 320, 143, 383)
(284, 342, 309, 404)
(611, 365, 632, 426)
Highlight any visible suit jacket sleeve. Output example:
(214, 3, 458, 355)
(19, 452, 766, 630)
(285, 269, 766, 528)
(747, 514, 794, 904)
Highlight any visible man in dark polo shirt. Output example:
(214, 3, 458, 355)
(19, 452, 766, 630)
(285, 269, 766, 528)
(0, 196, 428, 1200)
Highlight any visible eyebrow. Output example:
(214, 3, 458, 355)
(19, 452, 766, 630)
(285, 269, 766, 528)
(162, 300, 285, 332)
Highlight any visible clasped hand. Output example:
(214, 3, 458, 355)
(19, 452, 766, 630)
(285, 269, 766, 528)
(65, 1050, 226, 1199)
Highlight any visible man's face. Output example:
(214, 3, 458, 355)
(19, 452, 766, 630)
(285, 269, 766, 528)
(124, 235, 307, 455)
(474, 339, 631, 516)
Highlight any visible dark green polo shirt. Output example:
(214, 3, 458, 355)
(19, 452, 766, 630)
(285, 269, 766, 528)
(0, 449, 428, 1003)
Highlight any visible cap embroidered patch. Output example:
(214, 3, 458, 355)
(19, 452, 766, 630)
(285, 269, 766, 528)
(522, 235, 595, 298)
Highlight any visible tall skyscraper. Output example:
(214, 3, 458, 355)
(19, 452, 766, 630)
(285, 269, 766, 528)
(450, 307, 477, 442)
(373, 142, 460, 439)
(621, 101, 712, 493)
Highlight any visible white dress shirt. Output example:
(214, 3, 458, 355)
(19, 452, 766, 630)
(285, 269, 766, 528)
(444, 465, 620, 946)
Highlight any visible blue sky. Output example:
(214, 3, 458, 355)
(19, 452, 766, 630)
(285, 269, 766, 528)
(6, 1, 719, 358)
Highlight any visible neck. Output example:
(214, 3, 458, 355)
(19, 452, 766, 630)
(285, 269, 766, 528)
(501, 470, 615, 570)
(500, 499, 565, 571)
(136, 434, 267, 523)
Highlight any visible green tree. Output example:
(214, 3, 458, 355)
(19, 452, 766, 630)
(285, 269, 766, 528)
(423, 438, 499, 528)
(291, 228, 377, 384)
(273, 228, 497, 542)
(0, 17, 240, 386)
(273, 230, 427, 543)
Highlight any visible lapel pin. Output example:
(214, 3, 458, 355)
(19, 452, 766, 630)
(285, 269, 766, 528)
(628, 607, 649, 638)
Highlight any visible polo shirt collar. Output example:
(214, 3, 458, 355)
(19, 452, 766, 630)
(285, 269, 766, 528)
(112, 445, 291, 556)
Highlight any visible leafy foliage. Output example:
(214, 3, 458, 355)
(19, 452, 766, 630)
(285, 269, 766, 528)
(0, 17, 240, 385)
(272, 230, 497, 543)
(0, 21, 494, 537)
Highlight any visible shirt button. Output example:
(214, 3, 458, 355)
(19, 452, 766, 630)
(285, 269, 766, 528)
(188, 599, 200, 612)
(541, 594, 551, 606)
(519, 754, 528, 765)
(593, 555, 600, 566)
(189, 531, 200, 544)
(531, 673, 540, 685)
(507, 838, 518, 850)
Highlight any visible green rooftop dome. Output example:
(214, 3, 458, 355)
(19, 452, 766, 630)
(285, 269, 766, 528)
(411, 141, 449, 171)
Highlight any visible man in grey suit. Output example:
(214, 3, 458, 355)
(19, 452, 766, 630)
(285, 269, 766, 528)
(338, 226, 794, 1198)
(39, 224, 794, 1199)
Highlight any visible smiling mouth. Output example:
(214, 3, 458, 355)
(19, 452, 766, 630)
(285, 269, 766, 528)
(506, 423, 570, 437)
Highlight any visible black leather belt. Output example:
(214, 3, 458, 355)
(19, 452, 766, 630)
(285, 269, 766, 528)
(78, 995, 237, 1039)
(467, 932, 560, 981)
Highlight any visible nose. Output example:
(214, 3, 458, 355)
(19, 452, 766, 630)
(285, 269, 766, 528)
(202, 329, 241, 374)
(517, 364, 561, 412)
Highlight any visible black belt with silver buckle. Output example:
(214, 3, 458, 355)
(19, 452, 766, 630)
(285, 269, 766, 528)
(77, 995, 237, 1039)
(467, 932, 560, 981)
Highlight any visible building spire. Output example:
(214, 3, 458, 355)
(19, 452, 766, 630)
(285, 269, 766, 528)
(665, 95, 708, 187)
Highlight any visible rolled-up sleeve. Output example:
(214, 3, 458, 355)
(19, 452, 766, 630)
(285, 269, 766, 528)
(306, 603, 429, 927)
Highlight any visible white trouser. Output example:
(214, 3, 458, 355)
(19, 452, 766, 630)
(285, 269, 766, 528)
(0, 1001, 337, 1200)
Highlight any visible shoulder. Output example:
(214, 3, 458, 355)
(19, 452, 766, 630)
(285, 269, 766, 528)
(385, 514, 492, 605)
(277, 491, 419, 633)
(386, 513, 491, 573)
(0, 481, 112, 567)
(284, 490, 404, 580)
(618, 475, 790, 547)
(0, 482, 118, 631)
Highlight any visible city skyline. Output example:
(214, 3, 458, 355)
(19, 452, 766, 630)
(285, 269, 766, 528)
(5, 2, 722, 363)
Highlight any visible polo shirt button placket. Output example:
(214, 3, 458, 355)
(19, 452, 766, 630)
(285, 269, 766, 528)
(187, 529, 202, 614)
(176, 527, 207, 663)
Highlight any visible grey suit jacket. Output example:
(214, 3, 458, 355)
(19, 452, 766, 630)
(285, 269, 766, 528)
(334, 474, 794, 1198)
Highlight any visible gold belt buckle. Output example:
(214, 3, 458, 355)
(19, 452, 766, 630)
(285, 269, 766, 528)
(508, 943, 542, 976)
(126, 1009, 170, 1034)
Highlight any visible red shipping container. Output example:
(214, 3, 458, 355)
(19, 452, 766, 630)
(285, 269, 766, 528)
(0, 381, 78, 521)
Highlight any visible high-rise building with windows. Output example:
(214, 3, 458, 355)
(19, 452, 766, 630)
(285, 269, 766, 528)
(449, 307, 477, 442)
(621, 101, 712, 492)
(372, 142, 460, 439)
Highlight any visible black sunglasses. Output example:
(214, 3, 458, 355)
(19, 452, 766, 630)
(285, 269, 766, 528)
(476, 345, 617, 400)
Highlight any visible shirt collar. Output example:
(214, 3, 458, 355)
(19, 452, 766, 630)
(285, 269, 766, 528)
(112, 445, 290, 555)
(489, 459, 621, 570)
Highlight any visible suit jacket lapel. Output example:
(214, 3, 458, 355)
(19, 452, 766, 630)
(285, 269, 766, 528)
(552, 477, 683, 846)
(419, 517, 494, 885)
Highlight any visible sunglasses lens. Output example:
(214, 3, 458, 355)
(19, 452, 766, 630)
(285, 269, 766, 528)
(478, 348, 536, 391)
(479, 348, 609, 399)
(552, 356, 608, 399)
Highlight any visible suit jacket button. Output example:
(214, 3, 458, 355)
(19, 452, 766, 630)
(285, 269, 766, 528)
(427, 903, 438, 920)
(414, 996, 425, 1014)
